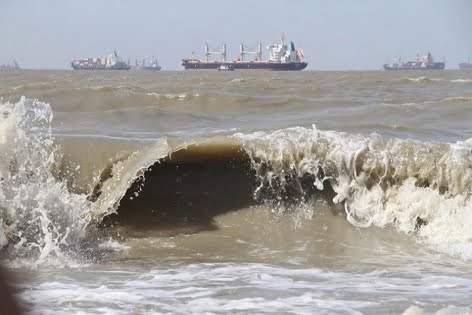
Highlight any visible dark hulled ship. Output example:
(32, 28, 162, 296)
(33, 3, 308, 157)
(383, 52, 445, 70)
(71, 51, 130, 70)
(459, 58, 472, 69)
(182, 37, 307, 71)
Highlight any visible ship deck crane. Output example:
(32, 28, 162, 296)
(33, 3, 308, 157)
(239, 43, 262, 61)
(205, 43, 226, 62)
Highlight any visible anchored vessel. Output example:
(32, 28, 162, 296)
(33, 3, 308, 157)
(0, 60, 20, 70)
(459, 58, 472, 69)
(383, 52, 445, 70)
(182, 36, 307, 71)
(134, 56, 161, 71)
(71, 51, 130, 70)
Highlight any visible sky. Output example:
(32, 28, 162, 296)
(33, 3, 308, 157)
(0, 0, 471, 70)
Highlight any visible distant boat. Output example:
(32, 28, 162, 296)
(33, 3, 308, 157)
(217, 63, 235, 71)
(383, 52, 445, 70)
(134, 56, 161, 71)
(0, 60, 20, 70)
(459, 57, 472, 69)
(71, 50, 130, 70)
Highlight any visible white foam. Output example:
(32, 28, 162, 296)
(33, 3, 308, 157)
(147, 92, 195, 100)
(449, 79, 472, 83)
(18, 262, 472, 314)
(402, 306, 424, 315)
(0, 97, 93, 267)
(405, 76, 439, 83)
(234, 125, 472, 260)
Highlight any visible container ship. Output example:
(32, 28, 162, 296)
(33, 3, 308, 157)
(71, 51, 130, 70)
(182, 36, 307, 71)
(383, 52, 445, 70)
(134, 56, 161, 71)
(459, 58, 472, 69)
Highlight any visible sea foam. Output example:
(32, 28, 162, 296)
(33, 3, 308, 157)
(0, 97, 93, 267)
(234, 125, 472, 260)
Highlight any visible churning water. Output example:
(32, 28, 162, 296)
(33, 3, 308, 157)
(1, 70, 472, 314)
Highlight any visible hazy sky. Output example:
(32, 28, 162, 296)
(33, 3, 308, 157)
(1, 0, 471, 70)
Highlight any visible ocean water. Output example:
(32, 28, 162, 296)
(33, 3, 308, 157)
(1, 69, 472, 314)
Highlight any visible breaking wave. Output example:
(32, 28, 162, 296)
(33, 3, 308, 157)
(401, 76, 472, 85)
(401, 76, 439, 83)
(400, 96, 472, 107)
(3, 97, 472, 265)
(438, 96, 472, 104)
(92, 127, 472, 260)
(234, 127, 472, 259)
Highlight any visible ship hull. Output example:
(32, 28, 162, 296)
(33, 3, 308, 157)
(182, 61, 308, 71)
(137, 66, 162, 71)
(71, 64, 130, 70)
(383, 62, 445, 70)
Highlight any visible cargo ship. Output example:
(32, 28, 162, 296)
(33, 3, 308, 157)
(71, 50, 130, 70)
(182, 36, 307, 71)
(459, 58, 472, 69)
(0, 60, 20, 70)
(134, 56, 161, 71)
(383, 52, 445, 70)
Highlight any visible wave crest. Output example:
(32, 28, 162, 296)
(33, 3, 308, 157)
(234, 125, 472, 259)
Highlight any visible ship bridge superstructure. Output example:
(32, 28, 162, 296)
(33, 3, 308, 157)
(106, 51, 122, 67)
(267, 37, 304, 63)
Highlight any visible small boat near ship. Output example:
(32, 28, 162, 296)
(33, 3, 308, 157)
(71, 51, 130, 70)
(383, 52, 445, 70)
(0, 60, 20, 70)
(134, 56, 161, 71)
(182, 36, 307, 71)
(217, 63, 234, 71)
(459, 58, 472, 69)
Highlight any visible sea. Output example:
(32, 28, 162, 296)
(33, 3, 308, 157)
(1, 69, 472, 315)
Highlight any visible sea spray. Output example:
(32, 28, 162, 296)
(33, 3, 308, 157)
(234, 125, 472, 259)
(0, 97, 92, 266)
